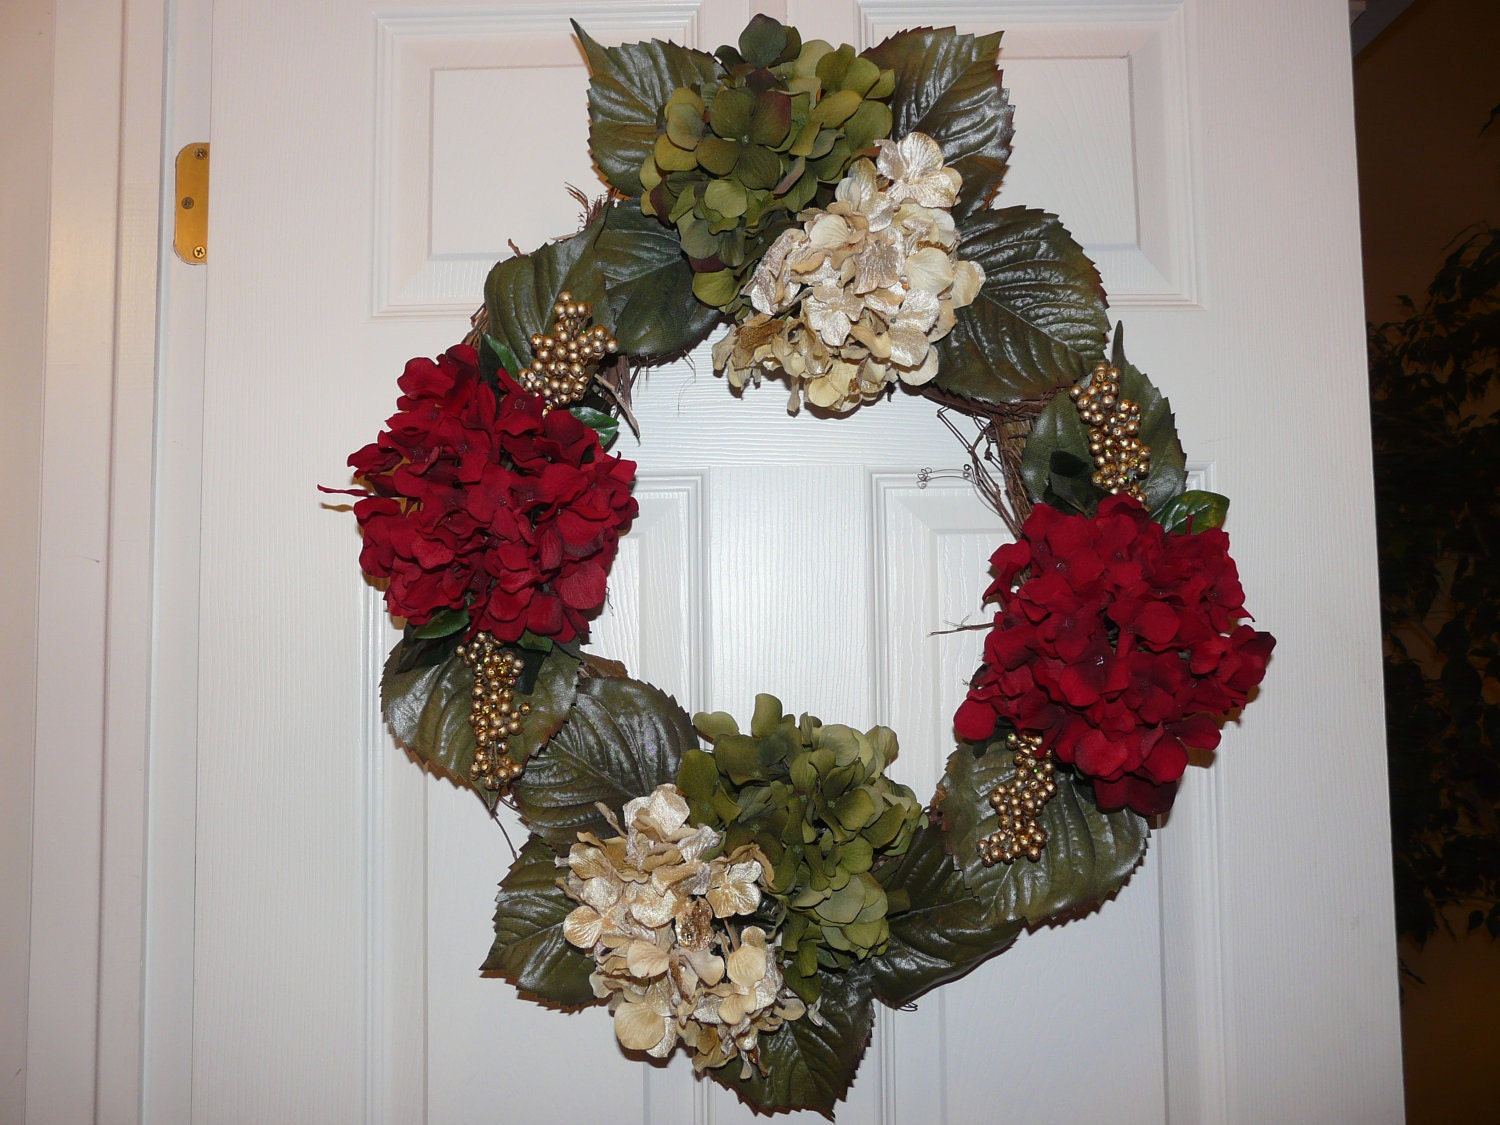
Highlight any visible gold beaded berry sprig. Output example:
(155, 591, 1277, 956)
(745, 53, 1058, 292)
(521, 291, 619, 411)
(979, 732, 1058, 865)
(456, 632, 531, 789)
(1070, 361, 1150, 501)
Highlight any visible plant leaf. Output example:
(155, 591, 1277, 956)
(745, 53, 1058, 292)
(1156, 489, 1230, 534)
(511, 675, 698, 852)
(483, 216, 608, 371)
(1112, 328, 1188, 514)
(482, 835, 599, 1007)
(381, 640, 579, 806)
(478, 333, 523, 385)
(941, 744, 1149, 927)
(1019, 391, 1104, 514)
(574, 23, 720, 198)
(862, 27, 1014, 218)
(596, 204, 724, 359)
(382, 644, 477, 783)
(411, 607, 470, 640)
(507, 646, 581, 768)
(868, 819, 1022, 1007)
(709, 966, 874, 1118)
(935, 207, 1108, 405)
(569, 405, 620, 450)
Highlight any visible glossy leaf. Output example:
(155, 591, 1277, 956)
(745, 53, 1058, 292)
(596, 204, 724, 358)
(1112, 328, 1188, 514)
(483, 216, 607, 371)
(411, 607, 469, 640)
(709, 966, 874, 1118)
(942, 744, 1149, 927)
(862, 27, 1014, 218)
(382, 643, 477, 783)
(569, 405, 620, 450)
(1156, 489, 1230, 534)
(1020, 391, 1105, 514)
(482, 835, 599, 1007)
(575, 24, 719, 198)
(382, 640, 579, 796)
(934, 207, 1109, 405)
(869, 819, 1022, 1007)
(512, 675, 699, 852)
(506, 646, 581, 768)
(478, 333, 523, 385)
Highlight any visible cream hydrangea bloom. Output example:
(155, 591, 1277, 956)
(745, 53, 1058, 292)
(561, 784, 810, 1077)
(714, 132, 985, 413)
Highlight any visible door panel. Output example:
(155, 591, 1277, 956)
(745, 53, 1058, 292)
(180, 0, 1403, 1121)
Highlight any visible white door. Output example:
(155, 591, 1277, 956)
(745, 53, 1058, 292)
(144, 0, 1403, 1122)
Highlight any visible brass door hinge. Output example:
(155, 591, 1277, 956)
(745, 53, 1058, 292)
(174, 143, 209, 263)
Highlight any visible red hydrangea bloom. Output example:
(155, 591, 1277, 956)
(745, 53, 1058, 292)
(954, 495, 1274, 815)
(343, 344, 637, 644)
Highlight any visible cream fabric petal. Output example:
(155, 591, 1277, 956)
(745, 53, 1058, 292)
(952, 259, 984, 306)
(904, 246, 954, 294)
(834, 157, 879, 211)
(628, 886, 679, 929)
(614, 1000, 668, 1051)
(899, 346, 942, 386)
(580, 875, 620, 911)
(626, 938, 672, 979)
(685, 948, 725, 987)
(804, 374, 846, 410)
(897, 133, 943, 178)
(887, 324, 931, 369)
(563, 905, 603, 948)
(636, 785, 691, 839)
(568, 842, 614, 880)
(807, 213, 852, 253)
(897, 288, 940, 333)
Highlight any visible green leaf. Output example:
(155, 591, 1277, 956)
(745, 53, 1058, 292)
(1020, 391, 1104, 514)
(1112, 328, 1188, 514)
(506, 646, 581, 768)
(596, 204, 724, 358)
(511, 675, 699, 852)
(709, 966, 874, 1117)
(411, 607, 470, 640)
(574, 24, 720, 198)
(941, 745, 1149, 927)
(862, 28, 1014, 218)
(691, 268, 740, 308)
(1156, 490, 1230, 534)
(868, 819, 1022, 1007)
(935, 207, 1109, 405)
(479, 333, 523, 384)
(568, 405, 620, 450)
(482, 835, 599, 1007)
(381, 640, 579, 805)
(483, 216, 607, 371)
(382, 644, 477, 784)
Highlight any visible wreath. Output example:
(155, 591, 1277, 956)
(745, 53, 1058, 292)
(327, 16, 1275, 1118)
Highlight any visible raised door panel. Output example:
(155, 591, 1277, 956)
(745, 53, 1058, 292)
(194, 0, 1234, 1122)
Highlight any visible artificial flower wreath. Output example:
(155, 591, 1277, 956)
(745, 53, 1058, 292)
(328, 16, 1274, 1118)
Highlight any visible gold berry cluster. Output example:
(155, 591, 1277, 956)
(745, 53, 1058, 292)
(979, 732, 1058, 865)
(455, 632, 531, 788)
(522, 291, 619, 410)
(1069, 362, 1151, 502)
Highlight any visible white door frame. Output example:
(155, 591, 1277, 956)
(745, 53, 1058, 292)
(13, 0, 169, 1120)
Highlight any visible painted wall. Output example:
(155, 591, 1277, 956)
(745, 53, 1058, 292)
(1355, 0, 1500, 325)
(0, 2, 55, 1121)
(1354, 2, 1500, 1121)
